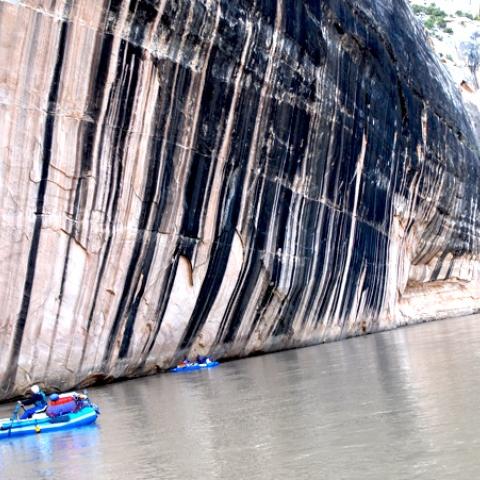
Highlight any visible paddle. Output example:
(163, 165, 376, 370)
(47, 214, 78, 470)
(6, 402, 22, 437)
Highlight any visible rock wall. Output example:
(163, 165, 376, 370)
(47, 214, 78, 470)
(1, 0, 479, 399)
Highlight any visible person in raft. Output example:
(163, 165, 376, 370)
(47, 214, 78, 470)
(19, 385, 48, 419)
(197, 355, 213, 364)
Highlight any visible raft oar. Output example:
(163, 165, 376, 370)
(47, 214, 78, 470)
(7, 402, 21, 437)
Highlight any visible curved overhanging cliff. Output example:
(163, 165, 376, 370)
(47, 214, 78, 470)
(0, 0, 479, 399)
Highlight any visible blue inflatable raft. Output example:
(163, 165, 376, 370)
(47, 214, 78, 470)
(170, 360, 219, 373)
(0, 392, 99, 439)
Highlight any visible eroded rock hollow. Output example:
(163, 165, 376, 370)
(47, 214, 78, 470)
(1, 0, 479, 399)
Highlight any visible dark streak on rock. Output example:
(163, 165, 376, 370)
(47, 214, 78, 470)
(3, 20, 69, 394)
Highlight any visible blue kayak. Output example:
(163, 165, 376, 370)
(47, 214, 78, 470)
(170, 360, 219, 373)
(0, 406, 98, 439)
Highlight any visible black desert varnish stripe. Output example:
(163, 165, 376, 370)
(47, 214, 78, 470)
(116, 66, 192, 360)
(101, 0, 197, 364)
(70, 3, 122, 375)
(136, 239, 198, 368)
(177, 73, 262, 351)
(98, 43, 142, 367)
(174, 10, 268, 352)
(2, 21, 69, 393)
(217, 103, 312, 343)
(84, 232, 114, 334)
(104, 43, 142, 224)
(46, 5, 112, 373)
(81, 34, 114, 172)
(215, 158, 272, 345)
(138, 253, 181, 365)
(178, 232, 238, 352)
(87, 0, 138, 222)
(101, 55, 187, 365)
(85, 0, 142, 239)
(178, 5, 252, 242)
(82, 24, 146, 368)
(179, 54, 234, 241)
(271, 211, 309, 337)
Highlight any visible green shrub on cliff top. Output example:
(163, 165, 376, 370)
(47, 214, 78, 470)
(412, 3, 450, 32)
(455, 10, 474, 20)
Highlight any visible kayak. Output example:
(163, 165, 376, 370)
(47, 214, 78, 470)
(170, 360, 219, 373)
(0, 392, 99, 439)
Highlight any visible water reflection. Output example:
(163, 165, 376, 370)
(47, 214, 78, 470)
(0, 424, 99, 479)
(2, 314, 480, 479)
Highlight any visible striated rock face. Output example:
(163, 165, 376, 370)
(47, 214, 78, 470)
(1, 0, 479, 399)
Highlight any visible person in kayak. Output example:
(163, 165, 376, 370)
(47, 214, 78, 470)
(19, 385, 48, 419)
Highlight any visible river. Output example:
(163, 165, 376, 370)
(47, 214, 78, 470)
(1, 314, 480, 479)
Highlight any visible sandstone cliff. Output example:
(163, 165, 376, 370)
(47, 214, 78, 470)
(0, 0, 479, 399)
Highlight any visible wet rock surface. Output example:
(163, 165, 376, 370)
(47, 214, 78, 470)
(0, 0, 479, 399)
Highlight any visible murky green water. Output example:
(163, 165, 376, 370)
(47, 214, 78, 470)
(2, 314, 480, 479)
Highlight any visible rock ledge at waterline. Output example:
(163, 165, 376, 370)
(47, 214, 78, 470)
(0, 0, 479, 399)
